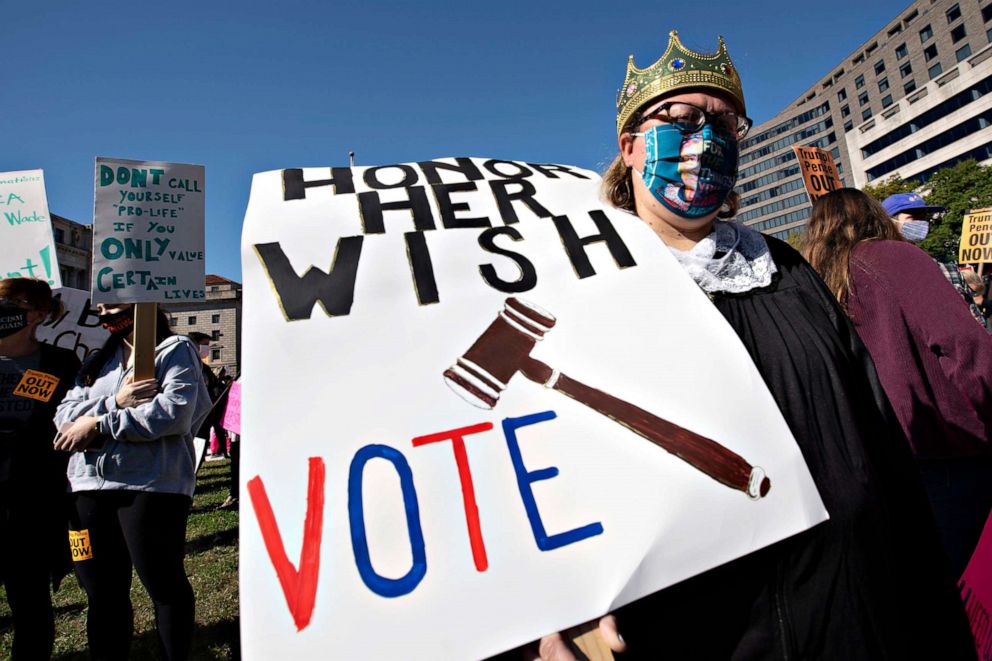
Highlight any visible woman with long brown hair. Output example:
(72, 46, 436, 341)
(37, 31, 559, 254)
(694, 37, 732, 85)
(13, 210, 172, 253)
(805, 187, 992, 577)
(0, 277, 80, 660)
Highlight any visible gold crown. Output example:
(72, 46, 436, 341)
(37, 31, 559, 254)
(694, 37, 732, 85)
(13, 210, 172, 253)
(615, 30, 746, 136)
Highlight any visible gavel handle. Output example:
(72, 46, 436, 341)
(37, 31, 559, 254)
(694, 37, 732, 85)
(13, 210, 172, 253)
(521, 358, 770, 499)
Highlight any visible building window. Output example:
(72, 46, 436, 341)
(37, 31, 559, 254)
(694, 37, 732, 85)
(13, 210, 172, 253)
(952, 24, 967, 43)
(170, 316, 178, 325)
(984, 4, 992, 23)
(888, 24, 903, 37)
(862, 108, 873, 121)
(878, 77, 889, 92)
(855, 74, 865, 89)
(920, 24, 934, 42)
(211, 330, 221, 341)
(900, 61, 913, 78)
(924, 44, 938, 61)
(904, 8, 918, 24)
(928, 62, 943, 79)
(187, 316, 196, 325)
(882, 95, 893, 108)
(956, 44, 972, 62)
(837, 89, 847, 101)
(896, 43, 909, 59)
(211, 349, 221, 361)
(858, 91, 869, 106)
(53, 228, 64, 243)
(947, 4, 961, 23)
(853, 53, 865, 65)
(210, 285, 219, 292)
(844, 119, 854, 131)
(212, 314, 221, 324)
(841, 104, 851, 117)
(874, 60, 886, 75)
(904, 79, 917, 94)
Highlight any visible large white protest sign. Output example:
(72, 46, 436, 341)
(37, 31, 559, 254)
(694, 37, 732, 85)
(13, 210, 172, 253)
(240, 158, 828, 660)
(35, 287, 109, 361)
(1, 169, 61, 288)
(92, 157, 205, 304)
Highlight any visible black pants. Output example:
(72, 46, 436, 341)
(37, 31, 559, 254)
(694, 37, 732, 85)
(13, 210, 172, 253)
(70, 491, 194, 661)
(229, 436, 240, 499)
(0, 482, 55, 660)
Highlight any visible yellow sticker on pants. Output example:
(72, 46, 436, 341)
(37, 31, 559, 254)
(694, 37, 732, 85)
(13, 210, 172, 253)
(13, 369, 60, 402)
(69, 529, 93, 561)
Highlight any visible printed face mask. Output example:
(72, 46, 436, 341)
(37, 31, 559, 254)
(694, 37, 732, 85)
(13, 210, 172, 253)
(0, 305, 29, 339)
(99, 309, 134, 335)
(634, 123, 739, 220)
(898, 220, 930, 242)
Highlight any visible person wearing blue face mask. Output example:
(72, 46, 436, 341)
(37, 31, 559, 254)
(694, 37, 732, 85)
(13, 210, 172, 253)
(882, 192, 987, 328)
(529, 30, 974, 661)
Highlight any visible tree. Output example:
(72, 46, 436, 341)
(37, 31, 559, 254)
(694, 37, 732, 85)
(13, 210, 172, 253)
(862, 173, 916, 202)
(785, 229, 806, 252)
(860, 160, 992, 263)
(920, 160, 992, 262)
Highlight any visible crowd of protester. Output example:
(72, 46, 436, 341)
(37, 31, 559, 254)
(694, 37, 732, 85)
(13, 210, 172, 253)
(2, 27, 990, 661)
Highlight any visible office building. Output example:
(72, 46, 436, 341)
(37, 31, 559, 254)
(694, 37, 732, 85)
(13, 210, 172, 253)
(167, 275, 242, 377)
(52, 214, 93, 290)
(736, 0, 992, 238)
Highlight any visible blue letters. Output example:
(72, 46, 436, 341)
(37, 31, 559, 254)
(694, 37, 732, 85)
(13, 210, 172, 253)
(502, 411, 604, 551)
(348, 444, 427, 598)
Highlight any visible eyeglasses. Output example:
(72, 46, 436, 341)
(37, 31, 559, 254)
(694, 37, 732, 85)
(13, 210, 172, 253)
(636, 102, 753, 139)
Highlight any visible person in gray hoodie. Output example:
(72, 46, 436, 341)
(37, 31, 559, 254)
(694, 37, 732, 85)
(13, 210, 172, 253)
(54, 303, 210, 661)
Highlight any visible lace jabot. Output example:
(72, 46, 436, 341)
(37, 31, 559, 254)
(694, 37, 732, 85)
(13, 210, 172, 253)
(667, 220, 777, 294)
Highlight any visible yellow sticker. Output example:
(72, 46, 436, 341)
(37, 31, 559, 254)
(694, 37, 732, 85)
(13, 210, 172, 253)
(13, 369, 60, 403)
(69, 529, 93, 561)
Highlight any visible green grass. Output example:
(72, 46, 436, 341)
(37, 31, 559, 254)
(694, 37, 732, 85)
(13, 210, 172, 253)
(0, 459, 241, 660)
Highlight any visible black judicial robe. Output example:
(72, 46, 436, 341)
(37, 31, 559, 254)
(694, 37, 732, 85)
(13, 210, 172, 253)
(616, 238, 975, 660)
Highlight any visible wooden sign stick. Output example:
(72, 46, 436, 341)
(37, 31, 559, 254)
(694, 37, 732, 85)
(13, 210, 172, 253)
(132, 302, 158, 380)
(564, 620, 614, 660)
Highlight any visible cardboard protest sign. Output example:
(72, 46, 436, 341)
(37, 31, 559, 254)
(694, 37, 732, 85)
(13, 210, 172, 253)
(240, 157, 828, 660)
(35, 287, 109, 361)
(91, 157, 205, 304)
(960, 510, 992, 659)
(959, 207, 992, 265)
(0, 169, 61, 287)
(221, 381, 241, 435)
(792, 146, 842, 203)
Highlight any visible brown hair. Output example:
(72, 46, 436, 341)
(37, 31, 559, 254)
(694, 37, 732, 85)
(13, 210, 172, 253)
(0, 277, 64, 321)
(803, 188, 905, 306)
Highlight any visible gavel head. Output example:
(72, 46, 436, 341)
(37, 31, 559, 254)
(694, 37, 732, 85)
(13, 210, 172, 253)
(443, 297, 556, 409)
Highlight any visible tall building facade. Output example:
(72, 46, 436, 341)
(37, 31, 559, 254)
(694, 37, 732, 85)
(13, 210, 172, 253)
(52, 214, 93, 290)
(166, 275, 242, 377)
(736, 0, 992, 238)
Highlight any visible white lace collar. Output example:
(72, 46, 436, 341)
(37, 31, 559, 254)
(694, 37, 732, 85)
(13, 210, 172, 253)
(667, 220, 777, 294)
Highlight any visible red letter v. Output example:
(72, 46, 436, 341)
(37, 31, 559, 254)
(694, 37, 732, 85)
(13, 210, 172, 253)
(247, 457, 325, 631)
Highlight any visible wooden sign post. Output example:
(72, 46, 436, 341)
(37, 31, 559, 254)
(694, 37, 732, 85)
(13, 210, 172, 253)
(132, 302, 158, 380)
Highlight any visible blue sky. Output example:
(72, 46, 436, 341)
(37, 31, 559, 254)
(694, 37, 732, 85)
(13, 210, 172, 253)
(5, 0, 913, 280)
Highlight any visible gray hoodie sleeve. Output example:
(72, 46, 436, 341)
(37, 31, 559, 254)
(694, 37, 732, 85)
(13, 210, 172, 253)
(54, 385, 117, 429)
(100, 340, 209, 442)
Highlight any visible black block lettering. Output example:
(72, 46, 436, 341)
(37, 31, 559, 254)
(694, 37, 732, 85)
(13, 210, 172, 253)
(526, 163, 591, 180)
(405, 232, 440, 305)
(478, 227, 538, 293)
(358, 186, 436, 234)
(282, 167, 355, 200)
(254, 238, 364, 320)
(417, 158, 483, 185)
(489, 179, 552, 225)
(483, 159, 533, 179)
(431, 182, 491, 229)
(363, 164, 419, 190)
(552, 210, 636, 279)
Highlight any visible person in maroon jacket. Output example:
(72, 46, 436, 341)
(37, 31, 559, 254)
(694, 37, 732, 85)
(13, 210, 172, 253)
(806, 187, 992, 576)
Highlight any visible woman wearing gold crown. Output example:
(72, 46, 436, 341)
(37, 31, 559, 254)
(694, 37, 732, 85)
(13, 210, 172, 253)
(531, 31, 974, 660)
